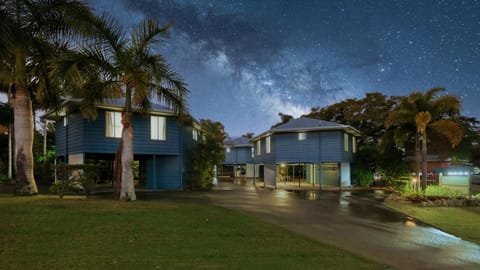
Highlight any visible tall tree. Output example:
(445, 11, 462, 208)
(385, 88, 465, 191)
(187, 119, 226, 189)
(0, 0, 96, 195)
(54, 16, 188, 200)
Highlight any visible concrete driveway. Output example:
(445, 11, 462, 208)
(157, 181, 480, 270)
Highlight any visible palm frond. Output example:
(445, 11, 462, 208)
(131, 19, 171, 54)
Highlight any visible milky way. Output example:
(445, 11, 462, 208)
(88, 0, 480, 136)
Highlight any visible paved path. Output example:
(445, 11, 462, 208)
(181, 181, 480, 270)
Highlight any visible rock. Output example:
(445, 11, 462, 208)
(421, 201, 428, 207)
(441, 199, 448, 207)
(447, 199, 455, 207)
(427, 200, 435, 207)
(454, 199, 464, 207)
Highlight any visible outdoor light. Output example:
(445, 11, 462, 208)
(412, 177, 417, 183)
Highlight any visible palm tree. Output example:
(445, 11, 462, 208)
(385, 88, 464, 191)
(0, 0, 96, 195)
(54, 16, 188, 200)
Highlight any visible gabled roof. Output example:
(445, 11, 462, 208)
(224, 136, 253, 147)
(251, 116, 361, 141)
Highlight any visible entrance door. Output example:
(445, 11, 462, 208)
(321, 162, 339, 186)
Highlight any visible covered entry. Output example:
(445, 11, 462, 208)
(270, 162, 349, 188)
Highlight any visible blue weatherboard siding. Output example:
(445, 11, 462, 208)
(224, 146, 253, 164)
(319, 131, 343, 162)
(56, 109, 182, 156)
(82, 110, 180, 155)
(253, 131, 353, 164)
(146, 155, 181, 189)
(275, 132, 320, 162)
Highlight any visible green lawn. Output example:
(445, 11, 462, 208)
(384, 198, 480, 244)
(0, 195, 383, 270)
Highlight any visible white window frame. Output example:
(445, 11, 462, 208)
(105, 111, 122, 138)
(352, 137, 357, 153)
(298, 132, 307, 141)
(344, 133, 349, 152)
(256, 140, 261, 155)
(266, 136, 271, 154)
(193, 128, 198, 141)
(151, 116, 166, 141)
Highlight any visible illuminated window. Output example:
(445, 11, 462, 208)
(63, 116, 68, 127)
(226, 147, 231, 153)
(256, 140, 261, 155)
(352, 137, 357, 153)
(298, 132, 306, 141)
(151, 116, 166, 140)
(344, 133, 349, 152)
(193, 128, 198, 141)
(105, 111, 122, 138)
(266, 136, 271, 153)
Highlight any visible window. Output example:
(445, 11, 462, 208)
(344, 133, 349, 152)
(298, 132, 306, 141)
(193, 128, 198, 141)
(63, 116, 68, 127)
(251, 147, 254, 158)
(226, 147, 231, 153)
(151, 116, 166, 140)
(352, 137, 357, 153)
(105, 111, 122, 138)
(256, 140, 261, 155)
(266, 136, 271, 153)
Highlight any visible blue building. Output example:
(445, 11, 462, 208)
(45, 98, 200, 190)
(222, 136, 255, 177)
(251, 116, 360, 188)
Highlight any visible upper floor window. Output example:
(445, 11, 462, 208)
(151, 116, 166, 140)
(344, 133, 349, 152)
(298, 132, 307, 141)
(193, 128, 198, 141)
(266, 136, 271, 153)
(251, 147, 254, 158)
(226, 147, 231, 153)
(256, 140, 261, 155)
(352, 137, 357, 153)
(105, 111, 122, 138)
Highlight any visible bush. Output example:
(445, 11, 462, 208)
(50, 164, 101, 198)
(401, 184, 465, 202)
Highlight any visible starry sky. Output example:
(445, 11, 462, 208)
(87, 0, 480, 136)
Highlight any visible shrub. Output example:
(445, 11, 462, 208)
(50, 164, 101, 198)
(401, 184, 465, 202)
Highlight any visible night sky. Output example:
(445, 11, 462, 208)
(87, 0, 480, 136)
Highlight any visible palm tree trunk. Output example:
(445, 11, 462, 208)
(119, 111, 136, 201)
(414, 132, 421, 192)
(421, 131, 428, 191)
(13, 50, 38, 195)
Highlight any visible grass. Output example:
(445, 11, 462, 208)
(384, 197, 480, 244)
(0, 195, 383, 270)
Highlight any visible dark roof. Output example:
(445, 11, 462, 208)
(251, 116, 361, 141)
(271, 117, 345, 131)
(224, 136, 253, 147)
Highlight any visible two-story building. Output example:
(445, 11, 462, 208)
(221, 136, 255, 178)
(251, 116, 360, 188)
(44, 98, 200, 190)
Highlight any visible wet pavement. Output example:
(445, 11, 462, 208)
(143, 181, 480, 270)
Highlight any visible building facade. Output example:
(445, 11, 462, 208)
(46, 98, 199, 190)
(251, 117, 360, 188)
